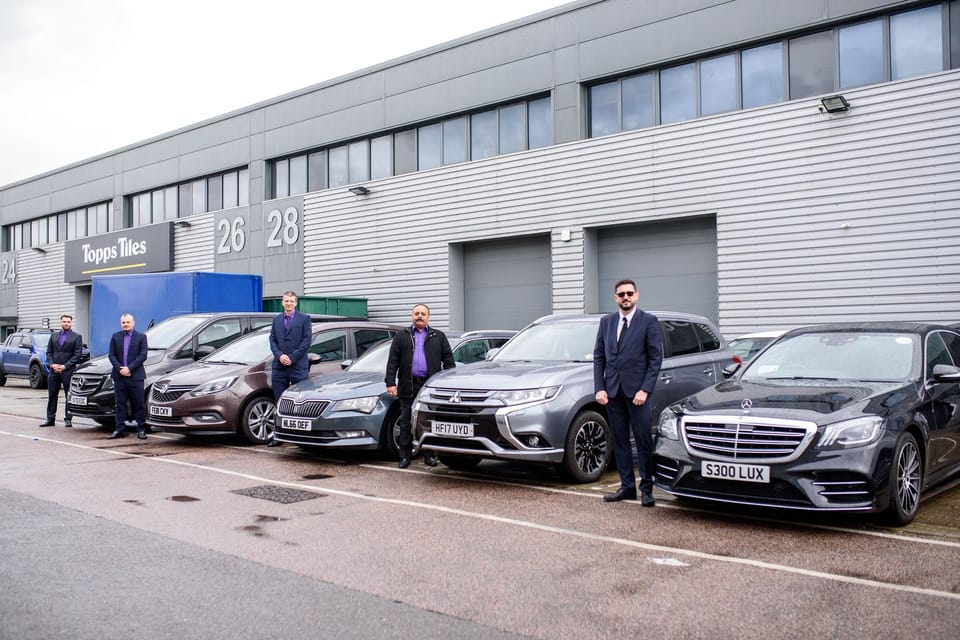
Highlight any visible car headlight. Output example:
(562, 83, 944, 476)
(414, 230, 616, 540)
(102, 377, 114, 391)
(490, 386, 561, 406)
(816, 416, 885, 450)
(328, 396, 379, 414)
(190, 376, 238, 397)
(658, 409, 680, 440)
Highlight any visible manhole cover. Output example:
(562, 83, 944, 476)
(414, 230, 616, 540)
(230, 485, 323, 504)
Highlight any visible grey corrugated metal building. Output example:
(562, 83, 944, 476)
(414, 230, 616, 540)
(2, 0, 958, 342)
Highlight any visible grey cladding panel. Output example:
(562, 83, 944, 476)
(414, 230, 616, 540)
(597, 217, 718, 323)
(463, 235, 551, 331)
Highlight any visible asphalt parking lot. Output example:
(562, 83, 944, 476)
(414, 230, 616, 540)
(2, 379, 959, 639)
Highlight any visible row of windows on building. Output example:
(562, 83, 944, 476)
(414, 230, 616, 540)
(589, 2, 960, 135)
(271, 96, 551, 199)
(1, 168, 250, 251)
(5, 202, 113, 252)
(4, 2, 959, 251)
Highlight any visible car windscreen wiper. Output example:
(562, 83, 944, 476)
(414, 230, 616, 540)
(765, 376, 839, 381)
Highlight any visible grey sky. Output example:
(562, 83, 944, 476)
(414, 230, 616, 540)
(0, 0, 571, 187)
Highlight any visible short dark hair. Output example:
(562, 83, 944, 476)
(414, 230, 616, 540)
(412, 303, 430, 314)
(60, 314, 73, 321)
(282, 291, 298, 299)
(614, 279, 637, 292)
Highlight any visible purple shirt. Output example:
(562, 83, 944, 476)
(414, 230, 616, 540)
(411, 326, 428, 378)
(58, 330, 68, 347)
(283, 313, 293, 331)
(122, 331, 131, 366)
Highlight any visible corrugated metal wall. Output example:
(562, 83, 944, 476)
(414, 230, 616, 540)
(302, 70, 960, 335)
(15, 246, 75, 327)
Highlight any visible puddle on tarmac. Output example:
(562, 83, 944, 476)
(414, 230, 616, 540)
(168, 495, 200, 502)
(301, 473, 332, 480)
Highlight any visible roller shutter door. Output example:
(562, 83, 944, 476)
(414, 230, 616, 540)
(464, 235, 551, 330)
(597, 216, 718, 323)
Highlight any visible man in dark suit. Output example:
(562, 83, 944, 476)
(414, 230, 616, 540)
(266, 291, 312, 447)
(385, 303, 455, 468)
(40, 313, 84, 428)
(106, 313, 149, 440)
(593, 279, 663, 507)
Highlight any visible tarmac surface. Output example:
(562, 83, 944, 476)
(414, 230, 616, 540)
(2, 378, 959, 639)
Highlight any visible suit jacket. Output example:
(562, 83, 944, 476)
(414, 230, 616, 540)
(385, 325, 456, 398)
(46, 330, 84, 372)
(269, 311, 312, 377)
(108, 330, 148, 382)
(593, 310, 663, 398)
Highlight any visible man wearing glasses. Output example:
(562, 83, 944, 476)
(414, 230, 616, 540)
(593, 279, 663, 507)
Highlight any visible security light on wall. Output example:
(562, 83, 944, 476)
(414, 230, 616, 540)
(819, 95, 850, 113)
(348, 185, 371, 196)
(31, 246, 46, 254)
(174, 220, 192, 228)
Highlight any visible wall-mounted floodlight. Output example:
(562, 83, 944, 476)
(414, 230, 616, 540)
(31, 246, 46, 255)
(819, 95, 850, 113)
(348, 186, 371, 196)
(174, 220, 192, 228)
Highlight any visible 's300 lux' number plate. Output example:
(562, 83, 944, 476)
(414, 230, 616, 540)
(702, 461, 770, 483)
(431, 421, 474, 438)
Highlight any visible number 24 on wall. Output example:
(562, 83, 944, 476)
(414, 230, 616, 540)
(0, 257, 14, 285)
(216, 207, 300, 254)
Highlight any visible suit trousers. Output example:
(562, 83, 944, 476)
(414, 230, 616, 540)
(114, 376, 146, 429)
(395, 377, 426, 458)
(271, 367, 307, 402)
(46, 370, 72, 421)
(606, 391, 655, 493)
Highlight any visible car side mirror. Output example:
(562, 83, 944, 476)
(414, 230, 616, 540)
(194, 345, 216, 360)
(340, 358, 354, 370)
(307, 353, 322, 367)
(931, 364, 960, 382)
(722, 362, 741, 378)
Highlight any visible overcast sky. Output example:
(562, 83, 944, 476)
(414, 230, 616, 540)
(0, 0, 571, 187)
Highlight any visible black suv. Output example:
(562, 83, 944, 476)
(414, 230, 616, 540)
(69, 312, 346, 427)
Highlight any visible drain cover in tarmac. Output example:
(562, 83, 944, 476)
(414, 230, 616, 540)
(230, 485, 322, 504)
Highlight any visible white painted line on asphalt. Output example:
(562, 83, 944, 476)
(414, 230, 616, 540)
(4, 428, 960, 602)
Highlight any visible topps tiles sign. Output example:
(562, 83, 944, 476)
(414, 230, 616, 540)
(64, 223, 173, 283)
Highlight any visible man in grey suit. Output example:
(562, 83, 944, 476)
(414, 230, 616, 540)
(41, 313, 84, 428)
(593, 279, 663, 507)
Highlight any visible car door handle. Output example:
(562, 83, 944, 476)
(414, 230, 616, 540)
(703, 367, 714, 375)
(659, 373, 673, 383)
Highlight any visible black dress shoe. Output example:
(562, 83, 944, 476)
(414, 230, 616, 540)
(137, 430, 147, 439)
(63, 420, 72, 428)
(266, 439, 283, 447)
(38, 420, 55, 427)
(398, 456, 411, 469)
(106, 430, 126, 439)
(603, 487, 638, 502)
(423, 452, 438, 467)
(641, 492, 656, 507)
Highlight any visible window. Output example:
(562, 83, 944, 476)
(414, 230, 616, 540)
(926, 332, 955, 378)
(589, 81, 618, 136)
(308, 151, 328, 191)
(348, 140, 369, 183)
(274, 158, 290, 198)
(179, 184, 192, 217)
(454, 339, 489, 364)
(499, 103, 526, 154)
(328, 146, 348, 187)
(660, 63, 697, 124)
(196, 319, 243, 352)
(191, 179, 207, 215)
(694, 323, 721, 352)
(662, 320, 700, 357)
(310, 330, 347, 362)
(355, 329, 394, 357)
(891, 5, 943, 80)
(418, 123, 442, 170)
(223, 171, 238, 209)
(370, 135, 392, 179)
(238, 169, 249, 205)
(470, 109, 498, 160)
(953, 0, 960, 68)
(789, 30, 835, 99)
(741, 42, 783, 108)
(442, 117, 467, 165)
(207, 174, 223, 212)
(839, 20, 884, 88)
(394, 129, 417, 175)
(700, 53, 738, 115)
(622, 74, 654, 130)
(289, 155, 307, 195)
(527, 96, 552, 148)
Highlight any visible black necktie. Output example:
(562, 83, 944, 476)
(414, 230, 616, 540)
(617, 317, 628, 351)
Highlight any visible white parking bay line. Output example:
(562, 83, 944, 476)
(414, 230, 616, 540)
(4, 429, 960, 602)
